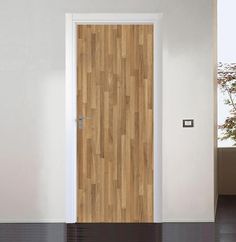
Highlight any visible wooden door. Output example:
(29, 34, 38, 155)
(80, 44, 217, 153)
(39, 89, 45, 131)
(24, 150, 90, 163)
(77, 25, 153, 222)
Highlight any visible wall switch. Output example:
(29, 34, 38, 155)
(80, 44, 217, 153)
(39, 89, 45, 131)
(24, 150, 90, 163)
(183, 119, 194, 128)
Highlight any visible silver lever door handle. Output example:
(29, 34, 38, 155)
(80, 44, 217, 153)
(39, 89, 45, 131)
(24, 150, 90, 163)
(79, 115, 92, 120)
(77, 115, 92, 129)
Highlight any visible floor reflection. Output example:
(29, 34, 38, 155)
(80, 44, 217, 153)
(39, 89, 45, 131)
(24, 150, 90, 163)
(68, 223, 215, 242)
(0, 223, 66, 242)
(0, 196, 236, 242)
(68, 223, 162, 242)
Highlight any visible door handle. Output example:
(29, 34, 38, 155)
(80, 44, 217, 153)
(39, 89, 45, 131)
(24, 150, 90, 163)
(78, 115, 92, 120)
(77, 115, 92, 129)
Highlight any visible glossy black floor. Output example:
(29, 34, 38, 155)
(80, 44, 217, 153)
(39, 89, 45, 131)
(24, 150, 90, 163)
(0, 195, 236, 242)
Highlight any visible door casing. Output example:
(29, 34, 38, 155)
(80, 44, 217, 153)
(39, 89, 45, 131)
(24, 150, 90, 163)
(65, 13, 163, 223)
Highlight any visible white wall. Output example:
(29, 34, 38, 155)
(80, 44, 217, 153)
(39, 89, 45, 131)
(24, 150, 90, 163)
(161, 0, 217, 222)
(0, 0, 216, 222)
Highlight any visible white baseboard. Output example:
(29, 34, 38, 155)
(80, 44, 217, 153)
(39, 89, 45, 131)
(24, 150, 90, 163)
(0, 219, 65, 223)
(163, 219, 215, 223)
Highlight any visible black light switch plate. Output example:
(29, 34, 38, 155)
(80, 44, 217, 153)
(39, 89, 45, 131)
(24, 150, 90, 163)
(183, 119, 194, 128)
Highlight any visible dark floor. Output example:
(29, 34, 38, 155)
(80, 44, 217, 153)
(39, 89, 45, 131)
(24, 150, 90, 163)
(0, 196, 235, 242)
(216, 195, 236, 242)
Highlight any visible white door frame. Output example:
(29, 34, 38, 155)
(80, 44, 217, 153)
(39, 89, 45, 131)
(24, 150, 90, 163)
(65, 13, 163, 223)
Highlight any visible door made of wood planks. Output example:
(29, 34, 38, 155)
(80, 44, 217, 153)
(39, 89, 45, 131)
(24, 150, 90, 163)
(77, 25, 153, 222)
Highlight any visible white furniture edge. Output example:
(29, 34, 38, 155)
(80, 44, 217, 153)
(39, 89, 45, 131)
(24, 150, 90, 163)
(65, 13, 163, 223)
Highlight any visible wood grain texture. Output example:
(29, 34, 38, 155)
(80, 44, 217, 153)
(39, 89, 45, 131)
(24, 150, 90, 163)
(77, 25, 153, 222)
